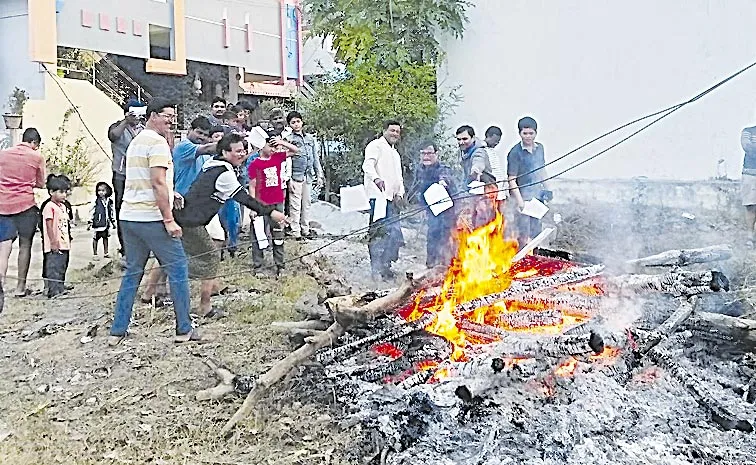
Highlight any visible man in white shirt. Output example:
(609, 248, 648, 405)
(362, 121, 405, 280)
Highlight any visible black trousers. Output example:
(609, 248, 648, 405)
(44, 250, 69, 297)
(426, 211, 455, 268)
(251, 203, 285, 269)
(368, 199, 404, 274)
(112, 173, 126, 255)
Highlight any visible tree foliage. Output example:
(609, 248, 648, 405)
(306, 0, 470, 69)
(42, 109, 101, 187)
(301, 62, 441, 188)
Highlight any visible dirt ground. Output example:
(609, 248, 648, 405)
(0, 199, 754, 464)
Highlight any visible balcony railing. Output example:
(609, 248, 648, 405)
(57, 52, 153, 106)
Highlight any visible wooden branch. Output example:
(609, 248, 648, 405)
(690, 311, 756, 345)
(604, 270, 729, 297)
(625, 245, 732, 270)
(328, 266, 446, 328)
(196, 359, 238, 402)
(220, 322, 345, 436)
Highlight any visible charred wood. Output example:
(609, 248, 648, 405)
(397, 370, 434, 389)
(605, 270, 729, 297)
(315, 313, 436, 365)
(689, 311, 756, 346)
(327, 267, 446, 328)
(638, 297, 697, 354)
(647, 331, 754, 432)
(221, 321, 346, 436)
(625, 245, 732, 270)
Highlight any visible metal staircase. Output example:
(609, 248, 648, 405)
(58, 51, 153, 106)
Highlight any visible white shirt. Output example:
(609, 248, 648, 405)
(362, 136, 404, 200)
(486, 144, 509, 200)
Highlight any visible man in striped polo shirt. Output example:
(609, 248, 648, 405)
(109, 99, 201, 346)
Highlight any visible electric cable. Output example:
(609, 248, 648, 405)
(9, 58, 754, 300)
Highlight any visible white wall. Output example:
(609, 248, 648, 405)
(439, 0, 756, 180)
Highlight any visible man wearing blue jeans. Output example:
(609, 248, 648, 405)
(109, 99, 201, 346)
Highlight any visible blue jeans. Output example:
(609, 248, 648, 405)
(219, 200, 240, 250)
(110, 221, 192, 336)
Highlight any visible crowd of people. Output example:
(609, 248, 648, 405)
(362, 117, 549, 279)
(0, 92, 552, 345)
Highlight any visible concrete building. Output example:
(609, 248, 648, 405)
(439, 0, 756, 180)
(0, 0, 304, 104)
(0, 0, 304, 210)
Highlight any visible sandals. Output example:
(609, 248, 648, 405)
(13, 289, 32, 298)
(174, 329, 211, 343)
(107, 335, 125, 347)
(202, 307, 226, 319)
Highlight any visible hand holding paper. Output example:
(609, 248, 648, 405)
(423, 183, 454, 216)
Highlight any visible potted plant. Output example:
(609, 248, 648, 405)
(3, 87, 29, 130)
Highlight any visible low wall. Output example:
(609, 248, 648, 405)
(549, 178, 741, 215)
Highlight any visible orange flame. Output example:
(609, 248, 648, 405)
(554, 357, 579, 377)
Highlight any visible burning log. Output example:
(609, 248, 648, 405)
(506, 292, 602, 318)
(315, 313, 437, 365)
(221, 322, 345, 436)
(646, 331, 754, 432)
(327, 267, 446, 328)
(455, 321, 604, 356)
(604, 270, 729, 298)
(397, 370, 434, 389)
(498, 310, 563, 330)
(455, 265, 605, 316)
(624, 245, 732, 270)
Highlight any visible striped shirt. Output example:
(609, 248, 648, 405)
(120, 129, 174, 222)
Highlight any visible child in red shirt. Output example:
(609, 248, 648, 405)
(42, 175, 72, 298)
(247, 133, 297, 276)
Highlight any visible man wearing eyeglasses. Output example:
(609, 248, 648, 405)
(109, 99, 203, 345)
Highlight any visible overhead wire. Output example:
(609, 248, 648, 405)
(12, 58, 755, 300)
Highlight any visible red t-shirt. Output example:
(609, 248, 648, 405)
(247, 152, 287, 205)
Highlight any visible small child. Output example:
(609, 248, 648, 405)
(40, 175, 74, 295)
(43, 175, 72, 298)
(247, 131, 297, 277)
(89, 181, 115, 259)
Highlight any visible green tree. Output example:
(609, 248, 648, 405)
(301, 62, 460, 194)
(307, 0, 469, 70)
(42, 109, 101, 187)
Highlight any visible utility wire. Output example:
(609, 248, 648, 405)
(14, 58, 755, 300)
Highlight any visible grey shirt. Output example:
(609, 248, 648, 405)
(108, 122, 140, 178)
(286, 131, 322, 182)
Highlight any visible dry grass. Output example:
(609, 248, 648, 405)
(0, 250, 361, 465)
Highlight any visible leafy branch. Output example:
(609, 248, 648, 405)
(42, 109, 101, 187)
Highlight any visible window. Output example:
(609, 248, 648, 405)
(149, 24, 173, 60)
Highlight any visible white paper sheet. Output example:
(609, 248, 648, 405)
(468, 180, 486, 195)
(495, 181, 508, 201)
(513, 227, 556, 262)
(246, 126, 269, 150)
(129, 106, 147, 117)
(521, 198, 549, 219)
(253, 216, 269, 249)
(205, 215, 225, 242)
(423, 183, 454, 216)
(372, 196, 387, 221)
(340, 185, 371, 212)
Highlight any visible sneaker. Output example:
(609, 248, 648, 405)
(93, 254, 100, 261)
(108, 335, 125, 347)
